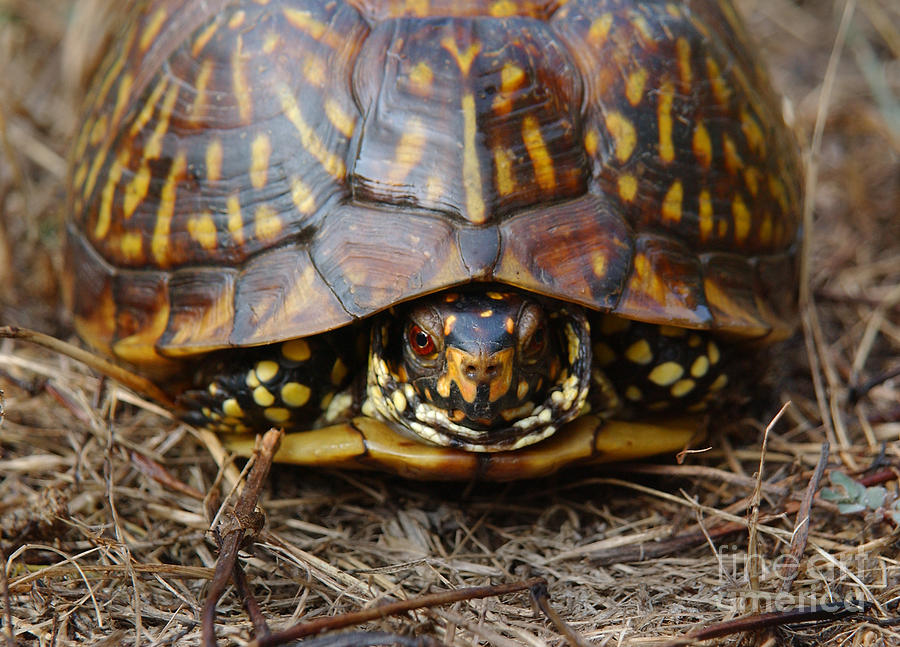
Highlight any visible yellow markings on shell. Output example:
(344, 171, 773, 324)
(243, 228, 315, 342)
(264, 407, 290, 423)
(89, 114, 108, 146)
(708, 341, 720, 364)
(625, 68, 647, 106)
(591, 252, 606, 278)
(618, 174, 637, 202)
(723, 135, 741, 174)
(629, 252, 670, 307)
(281, 382, 311, 408)
(143, 82, 181, 160)
(657, 79, 675, 163)
(588, 13, 613, 46)
(709, 374, 728, 391)
(769, 176, 789, 214)
(192, 21, 219, 57)
(441, 37, 481, 76)
(250, 134, 271, 189)
(698, 189, 713, 241)
(661, 180, 683, 224)
(625, 339, 652, 365)
(424, 175, 444, 203)
(671, 379, 695, 397)
(255, 360, 279, 382)
(604, 111, 636, 163)
(593, 342, 616, 366)
(494, 62, 525, 114)
(188, 212, 218, 250)
(648, 361, 684, 386)
(706, 57, 730, 106)
(278, 84, 346, 179)
(228, 10, 246, 29)
(123, 163, 151, 221)
(324, 98, 355, 138)
(625, 385, 643, 402)
(303, 54, 326, 87)
(675, 37, 692, 90)
(444, 314, 457, 336)
(223, 398, 244, 418)
(461, 93, 486, 223)
(584, 128, 599, 157)
(331, 358, 348, 385)
(282, 339, 311, 361)
(111, 72, 134, 128)
(202, 139, 222, 184)
(600, 315, 630, 335)
(227, 195, 244, 245)
(245, 370, 260, 388)
(254, 204, 282, 243)
(151, 151, 186, 264)
(630, 15, 653, 44)
(408, 61, 433, 97)
(191, 59, 214, 121)
(505, 317, 515, 334)
(120, 231, 143, 261)
(290, 176, 316, 214)
(494, 147, 516, 196)
(388, 116, 426, 184)
(263, 30, 280, 54)
(690, 355, 709, 378)
(490, 0, 517, 17)
(391, 389, 407, 412)
(693, 122, 712, 168)
(522, 114, 556, 191)
(732, 195, 751, 244)
(741, 108, 765, 155)
(282, 7, 343, 49)
(253, 386, 275, 407)
(232, 35, 252, 123)
(744, 167, 761, 197)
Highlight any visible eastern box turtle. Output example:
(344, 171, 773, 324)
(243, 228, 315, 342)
(65, 0, 802, 479)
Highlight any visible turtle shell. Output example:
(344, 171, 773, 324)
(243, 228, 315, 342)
(65, 0, 802, 375)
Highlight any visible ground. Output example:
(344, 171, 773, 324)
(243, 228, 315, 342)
(1, 1, 899, 646)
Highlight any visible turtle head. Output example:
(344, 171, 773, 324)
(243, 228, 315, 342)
(366, 290, 591, 452)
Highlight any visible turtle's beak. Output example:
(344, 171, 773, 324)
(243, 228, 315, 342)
(444, 346, 514, 425)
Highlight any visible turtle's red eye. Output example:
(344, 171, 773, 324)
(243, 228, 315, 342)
(408, 325, 435, 356)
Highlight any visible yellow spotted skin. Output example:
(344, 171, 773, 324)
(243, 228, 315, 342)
(64, 0, 801, 476)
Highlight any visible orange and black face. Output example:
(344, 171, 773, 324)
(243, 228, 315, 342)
(366, 290, 591, 452)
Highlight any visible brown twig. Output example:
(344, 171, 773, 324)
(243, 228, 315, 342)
(0, 326, 176, 408)
(202, 429, 282, 647)
(130, 450, 205, 501)
(780, 442, 830, 593)
(249, 578, 548, 647)
(0, 545, 13, 647)
(661, 599, 872, 646)
(529, 579, 591, 647)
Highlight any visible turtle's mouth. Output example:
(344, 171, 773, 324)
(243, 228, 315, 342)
(364, 305, 592, 452)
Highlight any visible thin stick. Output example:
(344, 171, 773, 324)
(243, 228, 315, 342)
(779, 442, 830, 594)
(250, 578, 547, 647)
(202, 429, 282, 647)
(0, 326, 175, 408)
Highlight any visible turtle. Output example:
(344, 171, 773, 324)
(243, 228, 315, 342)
(64, 0, 802, 479)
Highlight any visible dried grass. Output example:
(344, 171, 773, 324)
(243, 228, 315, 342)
(1, 1, 899, 645)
